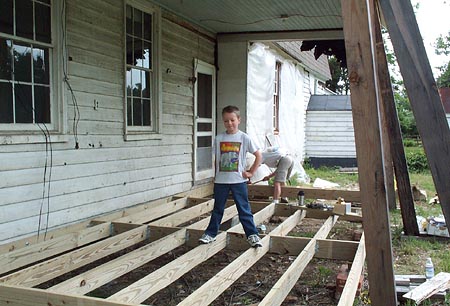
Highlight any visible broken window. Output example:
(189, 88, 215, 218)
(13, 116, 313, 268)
(125, 2, 161, 137)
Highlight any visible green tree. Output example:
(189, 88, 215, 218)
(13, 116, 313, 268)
(435, 32, 450, 88)
(326, 56, 349, 94)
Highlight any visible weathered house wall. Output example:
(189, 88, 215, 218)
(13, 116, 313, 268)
(0, 0, 215, 243)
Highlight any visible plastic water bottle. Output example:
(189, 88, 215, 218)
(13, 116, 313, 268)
(425, 257, 434, 279)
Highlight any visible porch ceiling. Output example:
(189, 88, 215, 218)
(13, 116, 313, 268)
(151, 0, 343, 34)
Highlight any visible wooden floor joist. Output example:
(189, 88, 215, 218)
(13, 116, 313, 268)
(0, 185, 365, 306)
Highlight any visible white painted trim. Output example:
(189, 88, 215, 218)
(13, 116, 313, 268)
(193, 59, 216, 182)
(123, 0, 163, 140)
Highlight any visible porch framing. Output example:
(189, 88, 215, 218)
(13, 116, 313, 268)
(0, 184, 364, 306)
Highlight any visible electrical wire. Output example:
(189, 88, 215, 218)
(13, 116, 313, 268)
(61, 0, 80, 149)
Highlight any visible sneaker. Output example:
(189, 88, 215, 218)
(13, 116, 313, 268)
(280, 197, 289, 203)
(199, 233, 216, 244)
(247, 234, 262, 248)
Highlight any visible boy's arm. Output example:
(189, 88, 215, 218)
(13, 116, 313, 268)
(243, 150, 262, 179)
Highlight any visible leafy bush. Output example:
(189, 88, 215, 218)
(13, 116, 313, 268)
(403, 138, 419, 147)
(406, 149, 429, 172)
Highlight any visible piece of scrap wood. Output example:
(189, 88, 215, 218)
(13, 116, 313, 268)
(403, 272, 450, 303)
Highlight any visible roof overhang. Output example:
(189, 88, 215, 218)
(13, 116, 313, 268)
(151, 0, 344, 40)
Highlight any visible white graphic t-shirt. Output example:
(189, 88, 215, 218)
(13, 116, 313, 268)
(214, 130, 259, 184)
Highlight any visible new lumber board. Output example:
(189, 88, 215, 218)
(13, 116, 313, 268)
(0, 225, 148, 287)
(337, 233, 366, 306)
(0, 222, 111, 275)
(49, 228, 187, 295)
(259, 216, 338, 305)
(247, 185, 361, 202)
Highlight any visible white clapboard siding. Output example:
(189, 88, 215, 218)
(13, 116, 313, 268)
(306, 111, 356, 158)
(0, 181, 192, 243)
(0, 0, 216, 243)
(447, 114, 450, 127)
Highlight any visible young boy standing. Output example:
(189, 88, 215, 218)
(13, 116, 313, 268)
(199, 105, 263, 247)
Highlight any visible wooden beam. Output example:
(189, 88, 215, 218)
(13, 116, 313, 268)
(148, 199, 214, 227)
(107, 232, 228, 304)
(274, 204, 363, 222)
(248, 185, 361, 202)
(259, 216, 337, 305)
(341, 1, 397, 305)
(0, 222, 111, 275)
(0, 284, 139, 306)
(337, 233, 366, 306)
(48, 228, 187, 295)
(377, 0, 450, 225)
(217, 29, 344, 43)
(269, 236, 358, 261)
(0, 220, 92, 254)
(403, 272, 450, 304)
(112, 197, 189, 224)
(0, 225, 148, 287)
(177, 210, 302, 306)
(370, 0, 418, 235)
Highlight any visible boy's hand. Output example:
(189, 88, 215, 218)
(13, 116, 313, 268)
(242, 171, 253, 179)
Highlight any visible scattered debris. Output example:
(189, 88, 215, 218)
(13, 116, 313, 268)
(412, 185, 427, 201)
(313, 178, 340, 188)
(429, 195, 440, 205)
(335, 264, 364, 299)
(427, 216, 449, 238)
(403, 272, 450, 304)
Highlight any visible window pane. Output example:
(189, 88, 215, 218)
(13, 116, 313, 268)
(143, 40, 151, 69)
(13, 43, 32, 82)
(0, 39, 13, 80)
(197, 122, 212, 132)
(133, 8, 142, 38)
(134, 38, 143, 67)
(127, 97, 132, 125)
(34, 85, 50, 123)
(35, 3, 51, 43)
(126, 69, 132, 96)
(197, 147, 213, 171)
(126, 5, 132, 35)
(142, 98, 150, 126)
(0, 82, 13, 123)
(144, 13, 152, 41)
(15, 84, 33, 123)
(133, 97, 142, 126)
(131, 68, 141, 97)
(16, 0, 33, 40)
(142, 71, 150, 98)
(33, 47, 49, 84)
(126, 35, 133, 65)
(0, 0, 13, 34)
(197, 73, 212, 118)
(40, 0, 50, 4)
(198, 136, 212, 148)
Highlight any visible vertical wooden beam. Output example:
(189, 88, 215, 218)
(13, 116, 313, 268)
(341, 1, 397, 305)
(377, 0, 450, 225)
(370, 0, 419, 235)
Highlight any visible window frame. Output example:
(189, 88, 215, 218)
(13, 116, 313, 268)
(124, 0, 162, 141)
(0, 0, 65, 143)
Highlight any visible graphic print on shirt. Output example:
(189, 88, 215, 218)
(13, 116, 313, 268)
(219, 142, 241, 172)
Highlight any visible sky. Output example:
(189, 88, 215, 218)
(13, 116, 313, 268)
(414, 0, 450, 77)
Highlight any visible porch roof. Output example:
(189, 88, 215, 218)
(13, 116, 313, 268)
(151, 0, 343, 34)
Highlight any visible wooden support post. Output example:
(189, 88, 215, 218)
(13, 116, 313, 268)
(370, 0, 418, 235)
(377, 0, 450, 225)
(341, 1, 397, 305)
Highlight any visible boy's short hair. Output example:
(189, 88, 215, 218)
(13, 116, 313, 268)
(222, 105, 240, 118)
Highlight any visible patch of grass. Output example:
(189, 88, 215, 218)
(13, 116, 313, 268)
(302, 166, 359, 188)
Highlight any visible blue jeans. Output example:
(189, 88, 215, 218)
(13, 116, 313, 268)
(205, 183, 258, 238)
